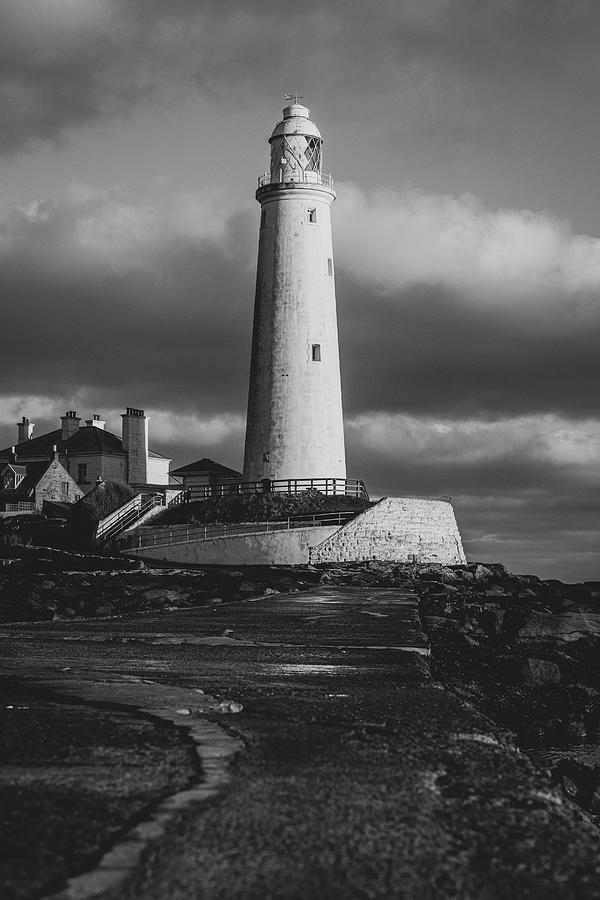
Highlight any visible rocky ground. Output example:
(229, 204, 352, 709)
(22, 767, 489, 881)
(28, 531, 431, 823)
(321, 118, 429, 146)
(0, 679, 198, 900)
(1, 547, 600, 893)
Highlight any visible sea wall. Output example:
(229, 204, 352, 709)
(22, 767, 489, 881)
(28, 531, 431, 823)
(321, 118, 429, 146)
(310, 497, 466, 565)
(126, 524, 340, 566)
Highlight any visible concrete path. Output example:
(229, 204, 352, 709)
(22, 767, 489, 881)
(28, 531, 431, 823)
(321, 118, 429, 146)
(2, 585, 600, 899)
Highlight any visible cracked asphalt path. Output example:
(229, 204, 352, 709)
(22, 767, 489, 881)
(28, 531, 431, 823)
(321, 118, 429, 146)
(2, 585, 600, 899)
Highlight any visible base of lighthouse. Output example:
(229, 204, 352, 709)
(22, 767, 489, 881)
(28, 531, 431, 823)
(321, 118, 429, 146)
(123, 497, 467, 567)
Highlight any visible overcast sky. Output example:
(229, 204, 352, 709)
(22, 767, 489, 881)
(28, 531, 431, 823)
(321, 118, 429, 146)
(1, 0, 599, 580)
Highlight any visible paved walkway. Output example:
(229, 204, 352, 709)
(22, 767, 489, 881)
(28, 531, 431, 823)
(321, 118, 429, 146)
(2, 586, 600, 899)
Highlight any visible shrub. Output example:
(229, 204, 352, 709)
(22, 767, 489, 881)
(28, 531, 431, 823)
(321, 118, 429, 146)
(67, 480, 136, 548)
(153, 488, 370, 526)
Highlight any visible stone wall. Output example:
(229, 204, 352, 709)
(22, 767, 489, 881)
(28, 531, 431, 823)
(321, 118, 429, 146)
(35, 459, 84, 510)
(310, 497, 466, 565)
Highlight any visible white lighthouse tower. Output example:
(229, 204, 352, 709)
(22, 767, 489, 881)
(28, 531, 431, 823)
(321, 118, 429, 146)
(243, 100, 346, 486)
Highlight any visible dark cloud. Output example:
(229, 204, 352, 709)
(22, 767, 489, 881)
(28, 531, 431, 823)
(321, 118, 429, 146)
(345, 418, 600, 581)
(0, 190, 255, 413)
(339, 277, 600, 419)
(5, 0, 600, 168)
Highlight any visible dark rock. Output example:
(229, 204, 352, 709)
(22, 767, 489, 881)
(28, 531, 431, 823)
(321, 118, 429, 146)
(518, 612, 600, 642)
(422, 616, 461, 631)
(419, 564, 458, 583)
(485, 584, 511, 602)
(479, 607, 506, 636)
(95, 603, 114, 616)
(521, 658, 561, 686)
(473, 564, 494, 580)
(565, 585, 593, 603)
(517, 588, 539, 601)
(268, 573, 293, 592)
(236, 580, 264, 598)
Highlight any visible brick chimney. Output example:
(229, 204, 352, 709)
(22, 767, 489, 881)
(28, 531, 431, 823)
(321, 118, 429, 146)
(121, 407, 148, 485)
(85, 414, 106, 430)
(61, 410, 80, 442)
(17, 416, 35, 444)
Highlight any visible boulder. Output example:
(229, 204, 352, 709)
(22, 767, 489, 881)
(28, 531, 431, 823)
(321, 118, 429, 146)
(473, 564, 494, 580)
(521, 658, 561, 686)
(479, 607, 506, 636)
(94, 603, 114, 617)
(418, 564, 458, 583)
(518, 612, 600, 643)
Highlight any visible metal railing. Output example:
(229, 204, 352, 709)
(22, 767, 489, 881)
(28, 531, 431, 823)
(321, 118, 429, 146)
(96, 492, 164, 542)
(257, 171, 334, 189)
(123, 509, 355, 552)
(169, 477, 369, 505)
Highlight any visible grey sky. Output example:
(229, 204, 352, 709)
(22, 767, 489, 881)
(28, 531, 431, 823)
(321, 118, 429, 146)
(1, 0, 599, 579)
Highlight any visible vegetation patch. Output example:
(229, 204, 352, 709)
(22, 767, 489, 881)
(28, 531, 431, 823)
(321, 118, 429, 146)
(153, 488, 371, 526)
(67, 481, 136, 549)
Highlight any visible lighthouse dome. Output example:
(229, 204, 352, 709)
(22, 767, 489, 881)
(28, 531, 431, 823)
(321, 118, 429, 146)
(269, 104, 322, 141)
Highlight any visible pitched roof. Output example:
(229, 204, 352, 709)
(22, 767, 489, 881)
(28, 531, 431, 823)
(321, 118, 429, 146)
(0, 424, 166, 462)
(0, 428, 62, 460)
(1, 463, 26, 476)
(66, 427, 123, 454)
(0, 461, 51, 499)
(170, 457, 242, 478)
(0, 426, 126, 459)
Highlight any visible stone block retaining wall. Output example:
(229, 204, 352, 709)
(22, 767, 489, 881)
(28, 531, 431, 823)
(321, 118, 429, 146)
(310, 497, 466, 565)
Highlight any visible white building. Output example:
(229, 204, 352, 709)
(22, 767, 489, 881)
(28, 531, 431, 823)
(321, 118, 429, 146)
(0, 408, 171, 494)
(242, 101, 346, 485)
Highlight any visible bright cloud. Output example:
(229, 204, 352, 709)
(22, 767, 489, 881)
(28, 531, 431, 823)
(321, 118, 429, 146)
(335, 184, 600, 305)
(347, 411, 600, 472)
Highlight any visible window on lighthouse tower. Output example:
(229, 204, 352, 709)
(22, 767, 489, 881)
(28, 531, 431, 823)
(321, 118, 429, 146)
(312, 344, 321, 362)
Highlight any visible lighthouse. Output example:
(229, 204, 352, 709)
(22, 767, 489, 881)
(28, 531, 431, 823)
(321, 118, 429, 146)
(242, 100, 346, 486)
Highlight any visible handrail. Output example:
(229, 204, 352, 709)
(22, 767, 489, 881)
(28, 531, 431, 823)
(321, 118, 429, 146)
(96, 493, 143, 536)
(123, 510, 355, 551)
(96, 492, 164, 542)
(257, 171, 334, 189)
(170, 477, 369, 506)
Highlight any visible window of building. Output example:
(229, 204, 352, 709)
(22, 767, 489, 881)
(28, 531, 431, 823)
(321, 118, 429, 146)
(312, 344, 321, 362)
(61, 481, 69, 498)
(308, 208, 317, 224)
(77, 463, 88, 482)
(260, 209, 267, 228)
(327, 258, 333, 276)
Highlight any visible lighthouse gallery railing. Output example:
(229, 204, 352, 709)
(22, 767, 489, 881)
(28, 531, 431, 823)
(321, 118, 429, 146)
(257, 171, 334, 189)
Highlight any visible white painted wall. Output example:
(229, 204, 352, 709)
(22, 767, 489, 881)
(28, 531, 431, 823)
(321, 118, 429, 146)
(243, 105, 346, 484)
(146, 455, 170, 485)
(126, 524, 340, 565)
